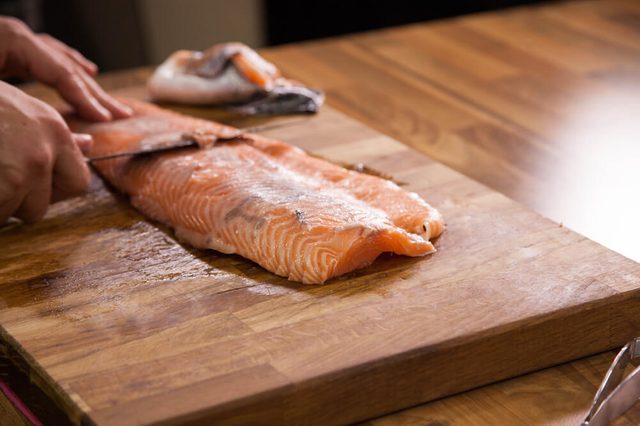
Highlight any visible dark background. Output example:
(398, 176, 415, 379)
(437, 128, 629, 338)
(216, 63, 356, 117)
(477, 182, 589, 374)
(265, 0, 543, 45)
(2, 0, 546, 71)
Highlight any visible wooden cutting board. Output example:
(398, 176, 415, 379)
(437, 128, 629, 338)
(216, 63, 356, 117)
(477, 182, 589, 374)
(0, 87, 638, 425)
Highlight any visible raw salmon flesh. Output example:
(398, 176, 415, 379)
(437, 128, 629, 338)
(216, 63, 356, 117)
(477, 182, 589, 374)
(70, 99, 444, 284)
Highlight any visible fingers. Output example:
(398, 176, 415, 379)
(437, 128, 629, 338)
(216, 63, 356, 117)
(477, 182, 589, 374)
(43, 36, 133, 119)
(0, 150, 53, 224)
(14, 163, 53, 223)
(0, 195, 23, 225)
(73, 133, 93, 156)
(0, 170, 27, 225)
(51, 131, 91, 202)
(0, 138, 89, 222)
(57, 71, 133, 122)
(56, 72, 113, 122)
(20, 32, 132, 122)
(0, 82, 93, 224)
(39, 34, 98, 76)
(64, 47, 98, 76)
(78, 72, 133, 119)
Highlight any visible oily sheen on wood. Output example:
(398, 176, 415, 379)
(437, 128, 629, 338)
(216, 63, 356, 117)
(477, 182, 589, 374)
(1, 103, 638, 425)
(260, 0, 640, 423)
(1, 0, 638, 422)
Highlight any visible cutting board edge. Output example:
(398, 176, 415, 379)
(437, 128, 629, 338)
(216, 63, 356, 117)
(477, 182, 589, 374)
(285, 288, 640, 424)
(77, 287, 640, 425)
(2, 88, 639, 424)
(0, 325, 88, 426)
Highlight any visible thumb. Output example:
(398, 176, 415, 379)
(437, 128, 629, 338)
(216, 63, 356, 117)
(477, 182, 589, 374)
(72, 133, 93, 156)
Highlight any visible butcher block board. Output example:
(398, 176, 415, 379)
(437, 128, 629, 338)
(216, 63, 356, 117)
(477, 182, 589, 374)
(0, 88, 639, 426)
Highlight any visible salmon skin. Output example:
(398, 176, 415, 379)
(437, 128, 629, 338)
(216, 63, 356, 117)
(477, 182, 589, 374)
(148, 42, 324, 115)
(69, 99, 444, 284)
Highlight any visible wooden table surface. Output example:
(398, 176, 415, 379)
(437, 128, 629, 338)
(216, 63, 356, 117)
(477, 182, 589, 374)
(3, 0, 638, 424)
(258, 0, 639, 424)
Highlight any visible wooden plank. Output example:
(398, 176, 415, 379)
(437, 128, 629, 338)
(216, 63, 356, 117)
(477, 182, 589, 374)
(0, 0, 639, 423)
(366, 351, 640, 426)
(0, 89, 638, 424)
(261, 0, 640, 264)
(258, 1, 640, 422)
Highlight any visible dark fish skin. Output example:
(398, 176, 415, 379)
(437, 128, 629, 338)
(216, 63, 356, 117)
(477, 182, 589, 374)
(192, 45, 244, 78)
(231, 85, 325, 116)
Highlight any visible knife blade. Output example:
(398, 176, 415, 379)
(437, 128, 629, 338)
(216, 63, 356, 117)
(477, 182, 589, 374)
(87, 131, 243, 162)
(86, 118, 309, 162)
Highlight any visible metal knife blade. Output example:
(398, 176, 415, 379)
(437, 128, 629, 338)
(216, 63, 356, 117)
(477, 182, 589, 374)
(87, 131, 243, 162)
(86, 118, 309, 162)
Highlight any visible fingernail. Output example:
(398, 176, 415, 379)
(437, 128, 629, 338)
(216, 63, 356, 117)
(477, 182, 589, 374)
(73, 133, 94, 155)
(74, 133, 92, 142)
(94, 102, 112, 121)
(116, 102, 134, 117)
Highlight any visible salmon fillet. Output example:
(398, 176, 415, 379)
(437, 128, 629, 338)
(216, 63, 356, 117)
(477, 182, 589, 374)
(70, 99, 444, 284)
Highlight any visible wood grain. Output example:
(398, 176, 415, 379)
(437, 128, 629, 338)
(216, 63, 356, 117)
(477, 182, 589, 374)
(256, 0, 640, 423)
(1, 90, 638, 424)
(364, 351, 640, 426)
(261, 0, 640, 264)
(0, 0, 638, 424)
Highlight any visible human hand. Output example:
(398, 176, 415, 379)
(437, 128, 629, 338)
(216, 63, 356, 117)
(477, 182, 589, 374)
(0, 16, 132, 121)
(0, 81, 92, 223)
